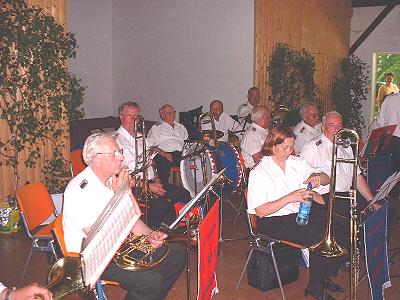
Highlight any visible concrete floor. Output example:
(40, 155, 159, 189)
(1, 194, 399, 300)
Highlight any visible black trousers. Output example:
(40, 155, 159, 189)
(101, 244, 187, 300)
(142, 183, 191, 229)
(154, 151, 182, 186)
(257, 209, 347, 296)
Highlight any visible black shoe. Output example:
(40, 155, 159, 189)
(323, 279, 345, 293)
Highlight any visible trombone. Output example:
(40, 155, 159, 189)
(310, 128, 360, 300)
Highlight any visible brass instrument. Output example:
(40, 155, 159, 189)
(114, 214, 200, 271)
(47, 257, 88, 299)
(199, 112, 231, 187)
(310, 128, 360, 300)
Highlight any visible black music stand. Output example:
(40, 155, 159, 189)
(163, 169, 225, 300)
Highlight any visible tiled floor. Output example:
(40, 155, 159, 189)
(1, 194, 399, 300)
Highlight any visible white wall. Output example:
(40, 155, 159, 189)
(68, 0, 253, 121)
(350, 6, 400, 133)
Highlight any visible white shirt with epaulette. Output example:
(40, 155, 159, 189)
(293, 120, 322, 155)
(147, 121, 188, 152)
(201, 112, 241, 142)
(240, 122, 269, 168)
(115, 126, 155, 179)
(300, 133, 360, 194)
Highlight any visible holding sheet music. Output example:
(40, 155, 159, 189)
(63, 132, 186, 300)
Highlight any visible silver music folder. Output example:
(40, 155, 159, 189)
(80, 181, 141, 288)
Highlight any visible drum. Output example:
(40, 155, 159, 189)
(180, 142, 243, 197)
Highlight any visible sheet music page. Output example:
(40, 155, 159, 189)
(80, 181, 141, 288)
(168, 168, 225, 231)
(370, 171, 400, 205)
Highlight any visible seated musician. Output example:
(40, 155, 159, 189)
(147, 104, 188, 186)
(240, 105, 270, 169)
(116, 101, 191, 228)
(247, 125, 347, 300)
(63, 132, 186, 300)
(237, 86, 260, 123)
(292, 102, 321, 155)
(201, 99, 241, 142)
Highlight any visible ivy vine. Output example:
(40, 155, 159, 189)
(0, 0, 85, 193)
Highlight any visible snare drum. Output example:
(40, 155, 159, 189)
(180, 142, 242, 197)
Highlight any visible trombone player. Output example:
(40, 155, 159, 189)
(63, 132, 186, 300)
(116, 101, 191, 228)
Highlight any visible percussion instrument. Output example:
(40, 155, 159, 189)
(180, 142, 242, 197)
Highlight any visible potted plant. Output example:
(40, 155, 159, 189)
(0, 0, 85, 204)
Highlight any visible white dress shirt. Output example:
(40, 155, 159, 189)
(63, 166, 114, 253)
(293, 121, 322, 154)
(247, 155, 316, 216)
(377, 93, 400, 138)
(240, 122, 269, 168)
(300, 133, 360, 195)
(147, 121, 188, 152)
(0, 282, 7, 295)
(115, 126, 155, 179)
(237, 101, 254, 119)
(201, 112, 241, 142)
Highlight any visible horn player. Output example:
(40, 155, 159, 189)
(63, 132, 186, 300)
(247, 125, 348, 300)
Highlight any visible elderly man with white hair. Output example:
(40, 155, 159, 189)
(147, 104, 188, 185)
(63, 132, 186, 300)
(240, 105, 271, 169)
(292, 102, 322, 154)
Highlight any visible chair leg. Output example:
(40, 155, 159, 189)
(18, 247, 33, 287)
(270, 244, 286, 300)
(235, 248, 255, 290)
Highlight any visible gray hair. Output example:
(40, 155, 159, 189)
(247, 86, 259, 99)
(322, 111, 342, 124)
(159, 104, 174, 118)
(300, 102, 318, 117)
(118, 101, 140, 115)
(251, 105, 270, 123)
(82, 132, 114, 165)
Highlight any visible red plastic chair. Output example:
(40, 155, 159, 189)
(70, 148, 86, 176)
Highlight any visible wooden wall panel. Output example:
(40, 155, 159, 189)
(27, 0, 67, 28)
(254, 0, 352, 113)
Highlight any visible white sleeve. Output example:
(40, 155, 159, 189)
(0, 282, 7, 295)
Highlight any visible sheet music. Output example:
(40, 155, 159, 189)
(80, 181, 141, 288)
(168, 168, 225, 231)
(367, 171, 400, 208)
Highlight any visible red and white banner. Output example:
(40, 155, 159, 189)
(197, 199, 219, 300)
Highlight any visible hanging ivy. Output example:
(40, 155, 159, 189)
(268, 43, 319, 111)
(331, 55, 369, 135)
(0, 0, 85, 193)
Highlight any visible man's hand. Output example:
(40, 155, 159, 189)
(149, 182, 166, 196)
(110, 168, 128, 192)
(147, 230, 167, 248)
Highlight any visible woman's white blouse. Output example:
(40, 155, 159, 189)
(247, 155, 316, 217)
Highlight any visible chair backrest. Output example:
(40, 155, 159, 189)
(70, 148, 86, 176)
(15, 182, 56, 232)
(243, 188, 258, 232)
(52, 213, 79, 257)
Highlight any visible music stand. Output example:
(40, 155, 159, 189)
(360, 125, 396, 157)
(164, 169, 225, 300)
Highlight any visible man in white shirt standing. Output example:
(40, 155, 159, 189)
(201, 99, 241, 142)
(292, 102, 321, 155)
(377, 93, 400, 173)
(240, 105, 270, 169)
(147, 104, 188, 185)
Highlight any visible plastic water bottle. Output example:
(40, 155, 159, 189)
(296, 182, 313, 226)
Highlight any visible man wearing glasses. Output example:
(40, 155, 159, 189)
(63, 132, 186, 300)
(116, 102, 190, 228)
(147, 104, 188, 185)
(292, 102, 322, 154)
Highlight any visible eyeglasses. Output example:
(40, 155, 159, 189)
(96, 149, 124, 158)
(164, 111, 176, 115)
(121, 114, 138, 119)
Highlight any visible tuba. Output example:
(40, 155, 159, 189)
(309, 128, 360, 300)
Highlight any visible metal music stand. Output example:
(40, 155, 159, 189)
(163, 169, 225, 300)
